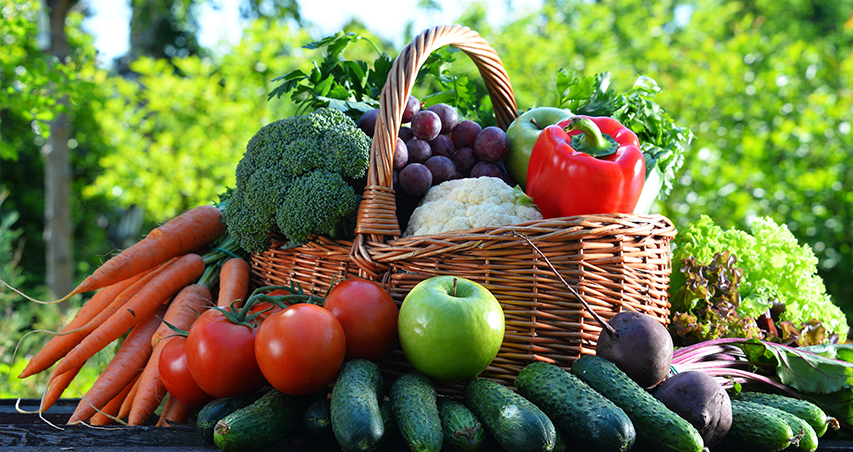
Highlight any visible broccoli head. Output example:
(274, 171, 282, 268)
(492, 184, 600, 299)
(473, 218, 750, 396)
(276, 170, 360, 245)
(225, 107, 371, 252)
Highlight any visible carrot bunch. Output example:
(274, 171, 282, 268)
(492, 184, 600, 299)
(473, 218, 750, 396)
(18, 203, 253, 427)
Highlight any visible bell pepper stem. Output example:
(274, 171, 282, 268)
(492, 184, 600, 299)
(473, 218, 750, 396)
(564, 116, 619, 157)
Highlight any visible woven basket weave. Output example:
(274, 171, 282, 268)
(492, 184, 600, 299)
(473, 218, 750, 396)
(251, 25, 677, 393)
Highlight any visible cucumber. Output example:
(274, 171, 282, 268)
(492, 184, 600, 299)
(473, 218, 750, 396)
(516, 361, 635, 452)
(735, 400, 817, 452)
(732, 391, 838, 437)
(213, 388, 301, 452)
(437, 395, 488, 452)
(196, 393, 262, 445)
(570, 355, 704, 452)
(389, 373, 443, 452)
(330, 359, 385, 452)
(463, 377, 556, 452)
(302, 398, 335, 448)
(717, 399, 799, 452)
(379, 398, 405, 450)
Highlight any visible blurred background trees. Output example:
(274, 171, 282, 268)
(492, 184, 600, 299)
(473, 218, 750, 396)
(1, 0, 852, 392)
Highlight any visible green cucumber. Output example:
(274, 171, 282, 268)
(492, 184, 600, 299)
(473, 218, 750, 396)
(516, 361, 635, 452)
(437, 396, 487, 452)
(330, 359, 385, 452)
(302, 398, 335, 448)
(717, 399, 799, 451)
(463, 377, 556, 452)
(379, 398, 405, 450)
(735, 400, 817, 452)
(570, 355, 704, 452)
(213, 388, 301, 452)
(389, 373, 443, 452)
(732, 391, 838, 437)
(196, 393, 263, 445)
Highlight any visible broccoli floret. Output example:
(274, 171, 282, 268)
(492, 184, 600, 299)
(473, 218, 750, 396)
(276, 170, 360, 245)
(224, 107, 371, 252)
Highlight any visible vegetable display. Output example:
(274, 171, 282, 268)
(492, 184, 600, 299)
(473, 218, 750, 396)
(10, 25, 853, 452)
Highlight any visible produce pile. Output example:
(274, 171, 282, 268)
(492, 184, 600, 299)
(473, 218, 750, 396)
(12, 28, 853, 452)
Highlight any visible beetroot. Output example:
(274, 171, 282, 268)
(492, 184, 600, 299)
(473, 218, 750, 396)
(654, 370, 732, 448)
(596, 311, 673, 389)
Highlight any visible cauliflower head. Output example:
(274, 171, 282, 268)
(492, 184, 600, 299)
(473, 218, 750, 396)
(403, 176, 543, 237)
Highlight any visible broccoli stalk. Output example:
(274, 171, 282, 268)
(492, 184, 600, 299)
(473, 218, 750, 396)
(224, 108, 371, 252)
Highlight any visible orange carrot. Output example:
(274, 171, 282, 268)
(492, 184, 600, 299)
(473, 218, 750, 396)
(58, 204, 224, 302)
(127, 338, 168, 425)
(216, 257, 251, 309)
(151, 284, 212, 347)
(19, 265, 166, 379)
(59, 273, 145, 336)
(157, 395, 193, 427)
(54, 253, 205, 377)
(118, 373, 142, 420)
(67, 305, 166, 424)
(39, 365, 82, 414)
(89, 373, 139, 426)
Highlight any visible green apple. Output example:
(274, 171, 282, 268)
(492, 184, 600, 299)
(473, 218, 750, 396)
(505, 106, 573, 190)
(398, 276, 505, 384)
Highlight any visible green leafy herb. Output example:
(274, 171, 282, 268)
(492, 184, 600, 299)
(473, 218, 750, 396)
(269, 32, 391, 120)
(671, 215, 849, 343)
(270, 32, 491, 125)
(555, 69, 692, 200)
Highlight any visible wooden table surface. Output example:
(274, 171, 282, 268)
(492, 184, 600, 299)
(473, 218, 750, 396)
(3, 398, 852, 451)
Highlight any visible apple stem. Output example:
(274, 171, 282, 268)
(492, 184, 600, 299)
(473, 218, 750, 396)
(510, 231, 617, 337)
(452, 277, 458, 297)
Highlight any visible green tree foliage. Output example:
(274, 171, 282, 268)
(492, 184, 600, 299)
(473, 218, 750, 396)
(85, 21, 312, 220)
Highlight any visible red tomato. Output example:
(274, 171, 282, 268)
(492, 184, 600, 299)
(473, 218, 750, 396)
(158, 336, 215, 407)
(185, 308, 267, 398)
(323, 278, 399, 361)
(255, 303, 346, 396)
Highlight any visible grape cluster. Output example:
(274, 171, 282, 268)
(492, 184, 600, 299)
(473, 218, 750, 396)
(358, 95, 514, 197)
(358, 96, 515, 231)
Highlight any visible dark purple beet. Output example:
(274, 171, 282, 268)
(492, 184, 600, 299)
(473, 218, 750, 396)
(595, 311, 673, 389)
(654, 371, 732, 448)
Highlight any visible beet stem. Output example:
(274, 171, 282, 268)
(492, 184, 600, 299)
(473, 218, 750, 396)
(510, 231, 615, 336)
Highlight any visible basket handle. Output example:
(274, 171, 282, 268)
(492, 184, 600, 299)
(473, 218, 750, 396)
(352, 25, 519, 252)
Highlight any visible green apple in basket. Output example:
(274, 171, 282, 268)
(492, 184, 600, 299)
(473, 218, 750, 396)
(397, 276, 505, 384)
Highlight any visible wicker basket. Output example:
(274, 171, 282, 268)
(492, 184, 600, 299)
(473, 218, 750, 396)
(251, 25, 677, 393)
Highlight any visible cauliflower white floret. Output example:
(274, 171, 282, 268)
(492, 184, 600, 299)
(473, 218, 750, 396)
(403, 177, 543, 237)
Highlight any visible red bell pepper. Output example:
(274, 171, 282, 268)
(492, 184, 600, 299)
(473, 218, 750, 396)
(525, 115, 646, 219)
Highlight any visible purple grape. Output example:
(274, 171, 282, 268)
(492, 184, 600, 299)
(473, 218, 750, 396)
(450, 120, 482, 150)
(428, 135, 455, 159)
(406, 138, 432, 164)
(393, 137, 409, 170)
(398, 126, 414, 143)
(470, 161, 504, 179)
(427, 103, 459, 135)
(358, 109, 379, 138)
(452, 147, 478, 177)
(402, 95, 421, 123)
(411, 110, 442, 141)
(424, 156, 457, 186)
(473, 126, 510, 163)
(399, 163, 433, 196)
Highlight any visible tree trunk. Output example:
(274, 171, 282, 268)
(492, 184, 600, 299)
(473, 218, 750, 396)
(42, 0, 77, 300)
